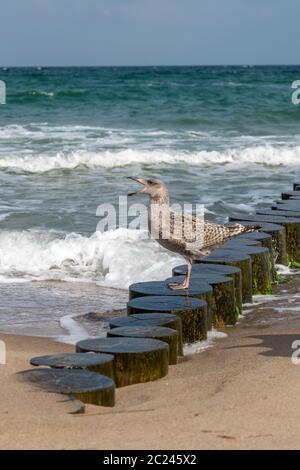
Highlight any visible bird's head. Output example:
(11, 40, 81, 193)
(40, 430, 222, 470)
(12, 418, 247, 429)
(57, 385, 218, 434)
(128, 177, 169, 203)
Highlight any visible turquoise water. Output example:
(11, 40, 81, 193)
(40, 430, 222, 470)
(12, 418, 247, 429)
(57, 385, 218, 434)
(2, 66, 300, 132)
(0, 66, 299, 337)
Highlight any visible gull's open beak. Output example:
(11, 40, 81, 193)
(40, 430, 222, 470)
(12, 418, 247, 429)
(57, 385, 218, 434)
(127, 177, 147, 196)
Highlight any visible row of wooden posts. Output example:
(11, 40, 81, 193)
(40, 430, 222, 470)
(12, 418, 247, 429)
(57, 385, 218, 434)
(22, 184, 300, 408)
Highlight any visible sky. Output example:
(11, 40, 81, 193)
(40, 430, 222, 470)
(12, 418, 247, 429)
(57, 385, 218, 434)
(0, 0, 299, 66)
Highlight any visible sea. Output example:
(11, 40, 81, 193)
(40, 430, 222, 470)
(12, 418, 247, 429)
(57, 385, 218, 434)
(0, 66, 299, 342)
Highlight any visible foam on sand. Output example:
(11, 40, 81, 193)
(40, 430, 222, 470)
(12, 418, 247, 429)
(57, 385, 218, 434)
(276, 264, 300, 276)
(57, 314, 91, 345)
(183, 329, 228, 355)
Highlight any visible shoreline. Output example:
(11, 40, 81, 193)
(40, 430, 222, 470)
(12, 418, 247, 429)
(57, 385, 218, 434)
(1, 276, 300, 449)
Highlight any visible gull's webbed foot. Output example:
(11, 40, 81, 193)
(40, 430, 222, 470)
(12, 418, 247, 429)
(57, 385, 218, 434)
(167, 282, 189, 291)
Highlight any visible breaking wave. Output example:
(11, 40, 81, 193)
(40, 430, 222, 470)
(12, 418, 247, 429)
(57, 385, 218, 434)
(0, 145, 300, 173)
(0, 228, 183, 287)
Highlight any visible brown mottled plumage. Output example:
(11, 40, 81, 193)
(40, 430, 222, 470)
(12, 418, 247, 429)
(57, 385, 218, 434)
(128, 177, 260, 290)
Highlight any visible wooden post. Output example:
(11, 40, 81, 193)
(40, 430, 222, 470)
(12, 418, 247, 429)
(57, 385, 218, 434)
(20, 368, 115, 407)
(108, 326, 178, 365)
(129, 280, 213, 331)
(76, 337, 169, 387)
(222, 244, 273, 294)
(166, 274, 236, 328)
(173, 262, 242, 316)
(110, 313, 184, 356)
(230, 214, 300, 267)
(30, 352, 115, 380)
(127, 296, 207, 344)
(199, 249, 253, 304)
(229, 219, 287, 266)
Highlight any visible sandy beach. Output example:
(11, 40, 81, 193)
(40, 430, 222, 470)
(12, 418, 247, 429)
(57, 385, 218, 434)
(1, 277, 300, 450)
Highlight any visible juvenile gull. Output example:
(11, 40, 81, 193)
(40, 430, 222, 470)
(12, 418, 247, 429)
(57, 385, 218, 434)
(128, 177, 260, 290)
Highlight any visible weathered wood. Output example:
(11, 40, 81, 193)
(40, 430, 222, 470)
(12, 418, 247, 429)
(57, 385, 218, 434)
(237, 232, 275, 281)
(20, 368, 115, 406)
(110, 313, 183, 356)
(231, 245, 273, 294)
(274, 199, 286, 205)
(254, 211, 300, 272)
(127, 296, 207, 344)
(166, 274, 235, 328)
(230, 214, 300, 267)
(198, 249, 253, 304)
(236, 231, 273, 251)
(30, 353, 115, 379)
(173, 262, 243, 316)
(228, 219, 287, 265)
(223, 239, 261, 248)
(108, 326, 178, 365)
(129, 280, 213, 331)
(76, 337, 169, 387)
(282, 191, 300, 200)
(272, 202, 300, 212)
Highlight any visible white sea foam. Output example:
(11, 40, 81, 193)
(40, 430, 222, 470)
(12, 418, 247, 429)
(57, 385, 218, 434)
(183, 329, 227, 355)
(1, 122, 300, 173)
(31, 90, 55, 97)
(276, 264, 300, 276)
(0, 228, 183, 286)
(237, 308, 254, 319)
(56, 314, 91, 344)
(0, 144, 300, 173)
(0, 213, 10, 222)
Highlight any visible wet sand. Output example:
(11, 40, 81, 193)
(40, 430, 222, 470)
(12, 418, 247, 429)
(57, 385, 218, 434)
(1, 277, 300, 450)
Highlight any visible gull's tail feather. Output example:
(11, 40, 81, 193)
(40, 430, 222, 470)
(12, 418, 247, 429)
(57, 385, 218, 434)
(226, 222, 262, 237)
(201, 221, 262, 253)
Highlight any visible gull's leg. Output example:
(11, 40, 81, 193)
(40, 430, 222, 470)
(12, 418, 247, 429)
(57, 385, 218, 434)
(168, 258, 193, 290)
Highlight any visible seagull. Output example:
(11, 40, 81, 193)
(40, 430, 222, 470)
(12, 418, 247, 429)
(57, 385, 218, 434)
(128, 177, 260, 290)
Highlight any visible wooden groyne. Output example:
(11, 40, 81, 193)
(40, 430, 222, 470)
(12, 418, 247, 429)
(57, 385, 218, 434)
(24, 183, 300, 408)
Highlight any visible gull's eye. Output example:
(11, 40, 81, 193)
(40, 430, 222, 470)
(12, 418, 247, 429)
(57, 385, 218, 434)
(148, 180, 154, 185)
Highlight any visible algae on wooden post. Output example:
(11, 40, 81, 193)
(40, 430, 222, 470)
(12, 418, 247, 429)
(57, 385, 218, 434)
(166, 274, 235, 329)
(198, 250, 252, 305)
(250, 250, 273, 294)
(127, 295, 207, 344)
(186, 262, 243, 315)
(229, 246, 273, 295)
(76, 337, 169, 387)
(108, 326, 178, 365)
(129, 279, 213, 331)
(110, 313, 184, 356)
(231, 231, 276, 285)
(237, 231, 273, 251)
(265, 225, 287, 266)
(229, 217, 289, 265)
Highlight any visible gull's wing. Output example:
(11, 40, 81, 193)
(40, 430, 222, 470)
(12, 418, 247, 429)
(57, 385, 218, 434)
(150, 208, 260, 257)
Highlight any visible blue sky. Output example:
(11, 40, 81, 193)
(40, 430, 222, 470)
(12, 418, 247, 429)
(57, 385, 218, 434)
(0, 0, 298, 66)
